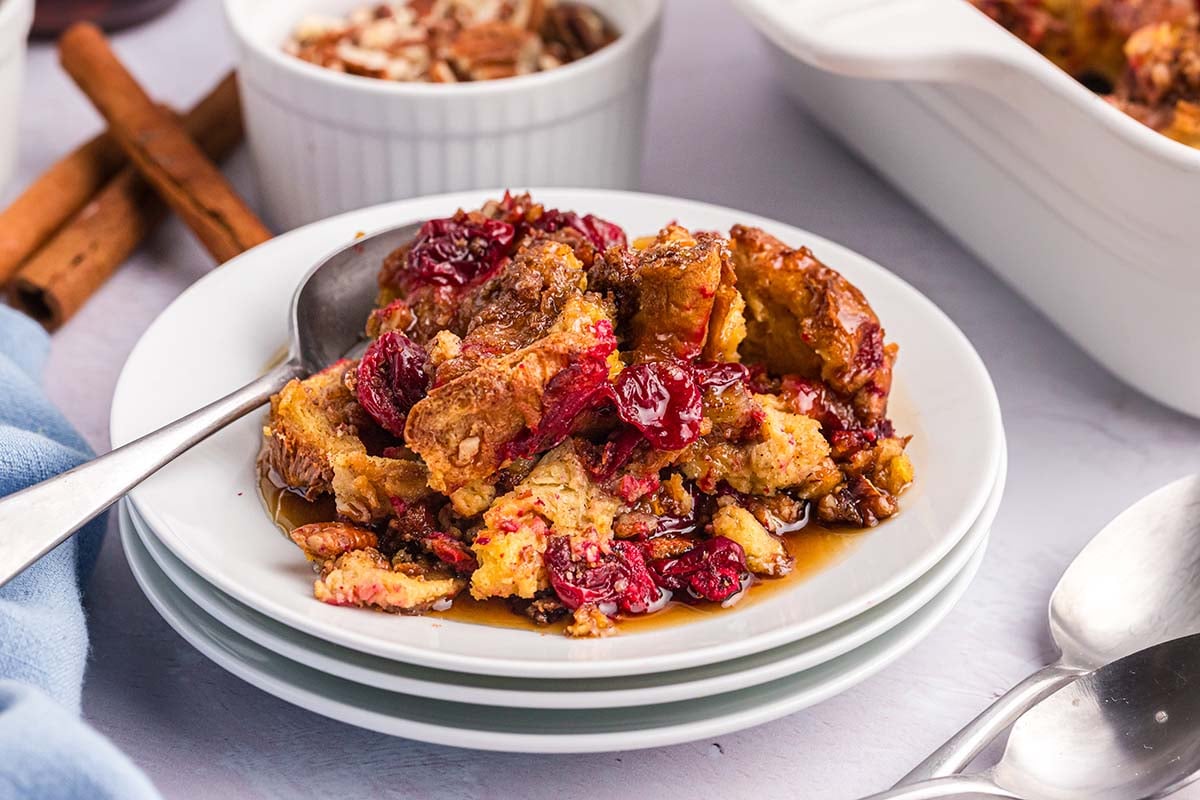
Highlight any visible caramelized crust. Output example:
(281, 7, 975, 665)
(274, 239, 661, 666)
(627, 226, 726, 361)
(436, 239, 588, 383)
(591, 225, 726, 361)
(703, 254, 748, 362)
(404, 297, 615, 494)
(730, 225, 897, 426)
(261, 362, 369, 500)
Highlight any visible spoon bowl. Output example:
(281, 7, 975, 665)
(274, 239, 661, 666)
(0, 222, 419, 586)
(1049, 475, 1200, 668)
(291, 223, 419, 371)
(863, 633, 1200, 800)
(998, 632, 1200, 800)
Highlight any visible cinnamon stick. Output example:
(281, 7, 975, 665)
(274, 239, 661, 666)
(59, 23, 271, 263)
(0, 128, 127, 285)
(8, 75, 244, 330)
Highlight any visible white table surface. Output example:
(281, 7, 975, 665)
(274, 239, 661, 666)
(11, 0, 1200, 797)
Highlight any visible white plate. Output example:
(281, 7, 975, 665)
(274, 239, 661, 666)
(125, 434, 1002, 708)
(110, 189, 1004, 678)
(120, 509, 989, 753)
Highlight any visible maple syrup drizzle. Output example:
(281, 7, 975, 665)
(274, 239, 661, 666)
(260, 474, 860, 635)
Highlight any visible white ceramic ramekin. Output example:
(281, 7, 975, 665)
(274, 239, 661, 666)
(734, 0, 1200, 419)
(0, 0, 32, 196)
(223, 0, 663, 231)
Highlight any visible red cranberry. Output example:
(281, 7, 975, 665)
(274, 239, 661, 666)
(533, 209, 628, 253)
(617, 473, 661, 504)
(649, 537, 749, 603)
(423, 531, 479, 574)
(585, 426, 644, 481)
(492, 193, 627, 254)
(356, 331, 431, 437)
(779, 375, 858, 432)
(544, 536, 661, 614)
(504, 321, 618, 460)
(853, 321, 886, 373)
(612, 361, 703, 451)
(403, 214, 516, 290)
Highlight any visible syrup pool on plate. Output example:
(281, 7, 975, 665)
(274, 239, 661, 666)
(259, 475, 862, 635)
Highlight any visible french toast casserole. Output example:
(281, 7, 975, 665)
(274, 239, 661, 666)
(970, 0, 1200, 147)
(260, 194, 914, 637)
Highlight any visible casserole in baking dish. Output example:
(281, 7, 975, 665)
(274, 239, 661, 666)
(734, 0, 1200, 417)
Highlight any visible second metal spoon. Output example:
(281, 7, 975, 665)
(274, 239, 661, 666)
(864, 632, 1200, 800)
(899, 474, 1200, 784)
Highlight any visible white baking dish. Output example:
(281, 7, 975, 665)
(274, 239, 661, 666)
(733, 0, 1200, 418)
(223, 0, 662, 231)
(0, 0, 32, 197)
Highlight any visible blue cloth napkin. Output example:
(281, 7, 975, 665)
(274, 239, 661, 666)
(0, 307, 159, 800)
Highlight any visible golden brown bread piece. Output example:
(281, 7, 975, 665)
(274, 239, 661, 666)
(730, 225, 897, 426)
(260, 362, 369, 500)
(678, 395, 840, 497)
(627, 226, 726, 361)
(702, 253, 748, 362)
(404, 295, 616, 494)
(711, 504, 794, 577)
(591, 225, 726, 361)
(435, 239, 588, 384)
(471, 441, 620, 600)
(314, 548, 465, 613)
(330, 451, 431, 523)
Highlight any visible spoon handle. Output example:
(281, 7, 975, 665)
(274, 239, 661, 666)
(0, 359, 303, 588)
(896, 662, 1084, 784)
(857, 775, 1017, 800)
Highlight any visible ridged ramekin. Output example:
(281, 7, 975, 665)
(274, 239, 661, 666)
(0, 0, 33, 197)
(223, 0, 663, 231)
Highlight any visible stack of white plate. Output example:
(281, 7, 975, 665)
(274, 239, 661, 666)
(111, 190, 1006, 754)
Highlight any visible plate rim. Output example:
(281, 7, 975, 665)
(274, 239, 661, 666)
(112, 187, 1005, 678)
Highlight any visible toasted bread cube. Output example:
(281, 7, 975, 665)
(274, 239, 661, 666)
(730, 225, 897, 425)
(680, 395, 840, 497)
(261, 363, 366, 499)
(330, 451, 430, 524)
(470, 443, 620, 600)
(712, 505, 793, 577)
(470, 517, 550, 600)
(405, 296, 615, 494)
(314, 548, 464, 613)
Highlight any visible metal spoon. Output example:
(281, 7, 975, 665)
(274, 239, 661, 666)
(861, 632, 1200, 800)
(898, 474, 1200, 784)
(0, 222, 419, 587)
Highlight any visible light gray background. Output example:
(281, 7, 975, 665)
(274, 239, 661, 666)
(11, 0, 1200, 797)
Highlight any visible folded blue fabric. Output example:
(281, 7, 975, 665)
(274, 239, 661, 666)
(0, 307, 159, 800)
